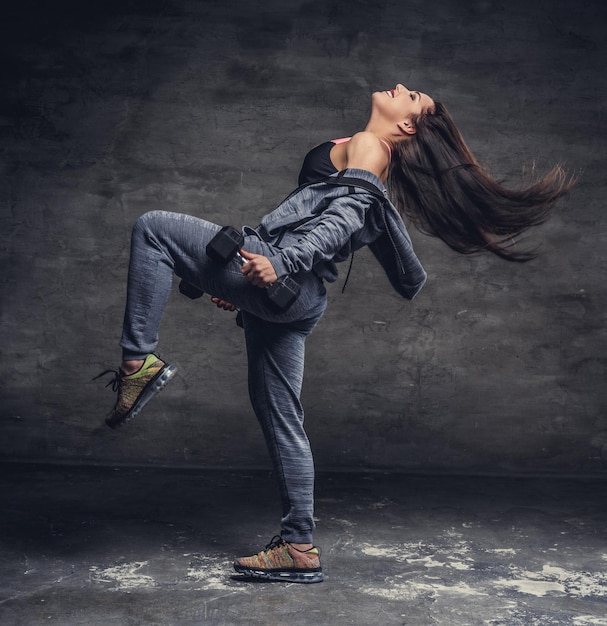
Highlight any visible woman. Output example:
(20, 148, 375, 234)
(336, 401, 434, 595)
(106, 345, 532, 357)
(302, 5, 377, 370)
(97, 83, 573, 583)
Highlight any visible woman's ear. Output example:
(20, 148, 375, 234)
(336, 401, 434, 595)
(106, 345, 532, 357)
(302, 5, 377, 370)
(397, 119, 416, 135)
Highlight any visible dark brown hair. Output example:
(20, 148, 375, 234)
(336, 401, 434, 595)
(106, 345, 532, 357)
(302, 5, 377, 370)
(389, 102, 575, 261)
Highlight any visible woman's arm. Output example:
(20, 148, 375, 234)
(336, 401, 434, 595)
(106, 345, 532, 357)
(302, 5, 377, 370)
(266, 192, 374, 279)
(239, 133, 391, 288)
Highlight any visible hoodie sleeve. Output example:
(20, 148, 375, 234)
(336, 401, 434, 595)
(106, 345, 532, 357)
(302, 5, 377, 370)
(368, 225, 427, 300)
(267, 193, 373, 278)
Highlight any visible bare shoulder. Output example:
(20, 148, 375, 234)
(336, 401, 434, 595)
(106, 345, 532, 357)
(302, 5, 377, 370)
(344, 132, 390, 179)
(347, 131, 386, 154)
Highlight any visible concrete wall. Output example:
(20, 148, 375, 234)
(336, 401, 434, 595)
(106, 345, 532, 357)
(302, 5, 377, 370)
(2, 0, 606, 474)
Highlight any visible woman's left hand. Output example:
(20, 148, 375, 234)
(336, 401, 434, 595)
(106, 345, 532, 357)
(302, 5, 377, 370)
(210, 297, 237, 311)
(240, 249, 278, 287)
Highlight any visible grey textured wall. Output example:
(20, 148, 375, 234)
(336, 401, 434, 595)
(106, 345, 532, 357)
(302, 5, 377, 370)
(2, 0, 606, 474)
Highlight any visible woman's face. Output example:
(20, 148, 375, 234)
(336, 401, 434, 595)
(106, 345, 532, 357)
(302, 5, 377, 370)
(372, 83, 435, 123)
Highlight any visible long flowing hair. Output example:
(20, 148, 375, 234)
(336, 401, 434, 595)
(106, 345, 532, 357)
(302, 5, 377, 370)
(389, 102, 575, 261)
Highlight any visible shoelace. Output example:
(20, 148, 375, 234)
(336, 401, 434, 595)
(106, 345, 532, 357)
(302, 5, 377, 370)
(92, 369, 121, 392)
(263, 535, 318, 556)
(264, 535, 285, 552)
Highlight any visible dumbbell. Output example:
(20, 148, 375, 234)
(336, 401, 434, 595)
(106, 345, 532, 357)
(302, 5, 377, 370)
(179, 226, 247, 301)
(178, 280, 204, 299)
(208, 226, 300, 311)
(179, 226, 300, 312)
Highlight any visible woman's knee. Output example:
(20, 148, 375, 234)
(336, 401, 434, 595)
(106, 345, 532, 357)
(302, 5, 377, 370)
(132, 210, 168, 235)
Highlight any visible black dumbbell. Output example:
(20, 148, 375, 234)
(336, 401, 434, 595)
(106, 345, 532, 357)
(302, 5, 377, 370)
(178, 226, 244, 300)
(178, 280, 204, 299)
(206, 226, 300, 311)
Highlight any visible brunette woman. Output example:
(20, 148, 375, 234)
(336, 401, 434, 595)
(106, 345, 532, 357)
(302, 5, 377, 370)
(98, 83, 572, 583)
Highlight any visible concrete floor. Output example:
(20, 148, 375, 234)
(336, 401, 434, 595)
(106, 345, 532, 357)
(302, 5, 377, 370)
(0, 465, 605, 625)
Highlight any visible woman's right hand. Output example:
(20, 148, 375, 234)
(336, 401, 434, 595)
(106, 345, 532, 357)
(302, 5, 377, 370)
(239, 249, 278, 287)
(211, 296, 237, 312)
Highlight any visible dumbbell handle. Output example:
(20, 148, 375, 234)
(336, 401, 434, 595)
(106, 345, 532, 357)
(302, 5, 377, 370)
(234, 251, 247, 266)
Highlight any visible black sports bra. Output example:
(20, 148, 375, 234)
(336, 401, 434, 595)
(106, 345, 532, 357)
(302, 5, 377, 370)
(297, 141, 340, 186)
(297, 137, 392, 186)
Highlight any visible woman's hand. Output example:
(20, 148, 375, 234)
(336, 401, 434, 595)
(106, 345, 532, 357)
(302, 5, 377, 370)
(240, 249, 278, 287)
(210, 297, 237, 311)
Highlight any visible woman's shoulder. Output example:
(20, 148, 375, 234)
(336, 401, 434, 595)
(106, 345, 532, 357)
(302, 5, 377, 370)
(343, 132, 391, 179)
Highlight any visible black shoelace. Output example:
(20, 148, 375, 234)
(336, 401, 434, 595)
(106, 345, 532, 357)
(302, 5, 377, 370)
(92, 369, 121, 392)
(265, 535, 285, 551)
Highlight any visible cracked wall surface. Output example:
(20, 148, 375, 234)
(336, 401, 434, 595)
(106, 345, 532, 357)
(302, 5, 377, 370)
(1, 0, 606, 473)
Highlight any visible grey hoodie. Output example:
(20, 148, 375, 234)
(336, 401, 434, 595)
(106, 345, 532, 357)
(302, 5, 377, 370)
(258, 168, 427, 301)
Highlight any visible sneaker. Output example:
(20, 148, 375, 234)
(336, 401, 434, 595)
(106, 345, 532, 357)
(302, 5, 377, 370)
(95, 354, 177, 429)
(233, 536, 324, 583)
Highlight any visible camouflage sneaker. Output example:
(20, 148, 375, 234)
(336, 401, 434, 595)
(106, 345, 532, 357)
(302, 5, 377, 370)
(95, 354, 177, 429)
(233, 536, 324, 583)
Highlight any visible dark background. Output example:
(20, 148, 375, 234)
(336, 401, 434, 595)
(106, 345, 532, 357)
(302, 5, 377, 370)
(2, 0, 606, 475)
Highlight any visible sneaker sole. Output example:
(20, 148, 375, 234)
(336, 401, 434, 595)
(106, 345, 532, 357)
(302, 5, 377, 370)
(234, 566, 324, 584)
(105, 364, 178, 429)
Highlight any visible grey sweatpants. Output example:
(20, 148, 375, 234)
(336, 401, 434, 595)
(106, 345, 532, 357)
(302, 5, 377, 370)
(120, 210, 327, 543)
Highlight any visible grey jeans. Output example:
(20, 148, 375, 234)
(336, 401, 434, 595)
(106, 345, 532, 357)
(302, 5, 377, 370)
(120, 210, 328, 543)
